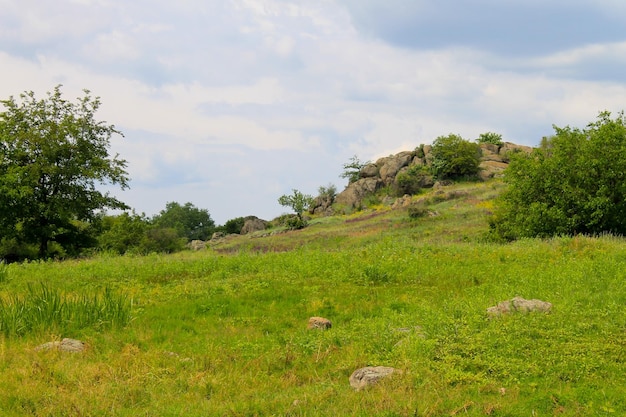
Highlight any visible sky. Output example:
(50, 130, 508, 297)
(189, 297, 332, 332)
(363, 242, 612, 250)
(1, 0, 626, 224)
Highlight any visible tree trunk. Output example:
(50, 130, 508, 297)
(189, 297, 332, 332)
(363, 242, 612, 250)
(39, 236, 48, 259)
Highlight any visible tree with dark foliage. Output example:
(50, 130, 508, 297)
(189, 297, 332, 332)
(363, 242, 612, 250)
(0, 86, 129, 258)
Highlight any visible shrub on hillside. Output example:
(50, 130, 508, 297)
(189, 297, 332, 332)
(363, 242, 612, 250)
(490, 111, 626, 240)
(430, 134, 482, 180)
(476, 132, 504, 147)
(394, 166, 429, 196)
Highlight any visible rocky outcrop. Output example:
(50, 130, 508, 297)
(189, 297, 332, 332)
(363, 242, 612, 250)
(240, 217, 268, 235)
(336, 142, 532, 210)
(376, 151, 414, 185)
(335, 177, 383, 209)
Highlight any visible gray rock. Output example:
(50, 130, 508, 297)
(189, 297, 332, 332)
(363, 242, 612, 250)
(240, 217, 267, 235)
(35, 338, 85, 353)
(307, 317, 332, 330)
(378, 152, 413, 185)
(335, 178, 383, 209)
(359, 163, 379, 178)
(211, 231, 225, 240)
(188, 240, 206, 250)
(487, 296, 552, 317)
(349, 366, 398, 391)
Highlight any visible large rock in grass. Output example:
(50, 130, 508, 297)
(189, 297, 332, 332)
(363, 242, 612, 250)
(188, 240, 206, 250)
(487, 297, 552, 317)
(35, 338, 85, 353)
(307, 317, 332, 330)
(240, 217, 268, 235)
(349, 366, 398, 391)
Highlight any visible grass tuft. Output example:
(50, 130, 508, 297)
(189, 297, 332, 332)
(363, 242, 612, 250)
(0, 283, 131, 337)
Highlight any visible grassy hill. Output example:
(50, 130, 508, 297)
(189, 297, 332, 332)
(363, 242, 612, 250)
(1, 179, 626, 416)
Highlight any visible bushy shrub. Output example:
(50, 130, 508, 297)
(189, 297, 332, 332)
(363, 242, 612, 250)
(476, 132, 504, 147)
(340, 155, 370, 184)
(222, 217, 246, 234)
(430, 134, 482, 180)
(490, 111, 626, 240)
(407, 203, 429, 219)
(394, 166, 429, 196)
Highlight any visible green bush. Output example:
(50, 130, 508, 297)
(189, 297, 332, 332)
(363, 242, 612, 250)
(222, 217, 247, 234)
(340, 155, 370, 184)
(476, 132, 504, 146)
(491, 111, 626, 240)
(430, 134, 482, 180)
(407, 203, 429, 219)
(394, 166, 429, 196)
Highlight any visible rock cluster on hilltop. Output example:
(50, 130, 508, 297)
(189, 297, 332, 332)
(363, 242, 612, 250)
(333, 142, 532, 210)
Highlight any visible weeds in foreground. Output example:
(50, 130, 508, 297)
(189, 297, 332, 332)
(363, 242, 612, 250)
(0, 283, 131, 337)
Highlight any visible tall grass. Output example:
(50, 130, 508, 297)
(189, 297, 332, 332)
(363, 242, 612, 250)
(2, 182, 626, 415)
(0, 283, 131, 337)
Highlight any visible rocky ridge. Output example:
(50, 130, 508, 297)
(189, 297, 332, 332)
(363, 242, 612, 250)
(332, 142, 532, 211)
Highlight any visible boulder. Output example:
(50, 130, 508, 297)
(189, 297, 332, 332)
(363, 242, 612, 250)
(35, 338, 85, 353)
(359, 163, 379, 178)
(349, 366, 398, 391)
(240, 217, 268, 235)
(392, 195, 413, 209)
(487, 297, 552, 317)
(479, 160, 509, 180)
(307, 317, 332, 330)
(335, 178, 383, 209)
(378, 152, 413, 185)
(309, 194, 335, 216)
(188, 240, 206, 250)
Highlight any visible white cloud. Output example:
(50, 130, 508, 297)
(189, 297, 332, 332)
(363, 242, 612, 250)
(1, 0, 626, 223)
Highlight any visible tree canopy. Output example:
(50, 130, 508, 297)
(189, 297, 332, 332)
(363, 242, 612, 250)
(340, 155, 370, 184)
(0, 86, 129, 258)
(490, 111, 626, 240)
(152, 201, 215, 241)
(278, 189, 313, 229)
(429, 134, 482, 180)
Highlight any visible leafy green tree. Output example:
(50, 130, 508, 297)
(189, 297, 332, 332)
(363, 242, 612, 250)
(0, 86, 129, 258)
(476, 132, 504, 147)
(430, 134, 482, 180)
(490, 111, 626, 240)
(278, 189, 313, 229)
(340, 155, 370, 184)
(97, 212, 149, 255)
(222, 216, 247, 235)
(151, 202, 215, 241)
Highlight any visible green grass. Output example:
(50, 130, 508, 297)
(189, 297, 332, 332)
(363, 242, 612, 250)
(1, 180, 626, 415)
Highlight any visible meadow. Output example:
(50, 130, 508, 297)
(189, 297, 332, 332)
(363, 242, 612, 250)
(1, 181, 626, 416)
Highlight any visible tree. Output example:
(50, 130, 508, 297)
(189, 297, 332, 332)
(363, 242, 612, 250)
(476, 132, 504, 147)
(151, 202, 215, 241)
(340, 155, 370, 184)
(0, 86, 129, 258)
(429, 134, 482, 180)
(490, 111, 626, 240)
(278, 189, 313, 229)
(221, 216, 247, 234)
(97, 211, 149, 255)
